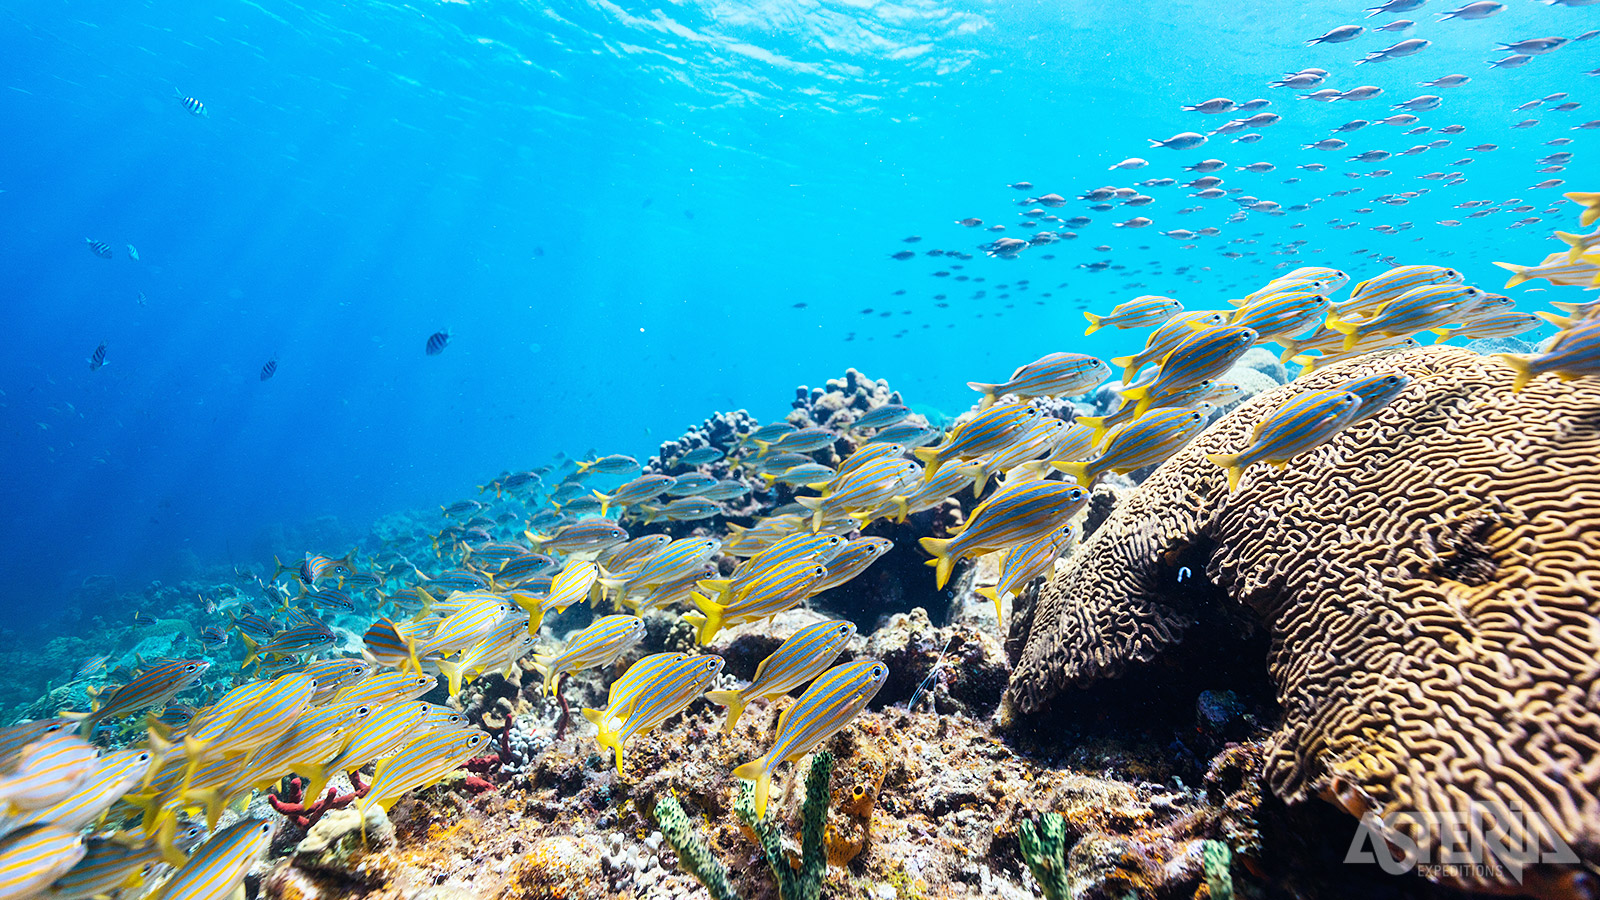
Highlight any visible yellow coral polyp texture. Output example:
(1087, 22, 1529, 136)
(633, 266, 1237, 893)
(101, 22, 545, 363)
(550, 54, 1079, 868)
(1008, 346, 1600, 897)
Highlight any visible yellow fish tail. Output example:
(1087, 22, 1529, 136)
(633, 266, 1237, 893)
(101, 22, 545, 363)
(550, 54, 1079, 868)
(733, 757, 773, 819)
(1108, 355, 1140, 384)
(1565, 191, 1600, 227)
(1492, 260, 1530, 288)
(1075, 415, 1111, 448)
(1082, 311, 1104, 335)
(688, 592, 725, 645)
(965, 381, 1000, 411)
(1050, 460, 1095, 488)
(794, 495, 826, 531)
(1205, 453, 1246, 493)
(1276, 339, 1303, 364)
(1492, 353, 1535, 393)
(1553, 231, 1587, 263)
(704, 689, 746, 734)
(976, 585, 1002, 624)
(912, 447, 944, 481)
(591, 490, 613, 517)
(530, 656, 558, 696)
(436, 659, 465, 699)
(1536, 310, 1575, 330)
(918, 536, 956, 591)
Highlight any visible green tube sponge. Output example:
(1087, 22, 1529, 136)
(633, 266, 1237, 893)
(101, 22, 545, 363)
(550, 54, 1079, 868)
(1019, 812, 1071, 900)
(735, 750, 834, 900)
(653, 794, 742, 900)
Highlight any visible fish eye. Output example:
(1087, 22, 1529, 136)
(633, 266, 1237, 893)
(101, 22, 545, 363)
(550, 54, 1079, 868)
(259, 823, 272, 834)
(185, 664, 197, 671)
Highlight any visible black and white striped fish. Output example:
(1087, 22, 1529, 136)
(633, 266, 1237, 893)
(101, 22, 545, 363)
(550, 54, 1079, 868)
(175, 90, 206, 116)
(84, 239, 113, 259)
(425, 330, 451, 356)
(88, 342, 108, 371)
(260, 357, 277, 381)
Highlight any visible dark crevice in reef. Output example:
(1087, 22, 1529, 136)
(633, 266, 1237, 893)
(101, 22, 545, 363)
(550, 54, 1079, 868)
(1429, 509, 1502, 587)
(1006, 535, 1281, 786)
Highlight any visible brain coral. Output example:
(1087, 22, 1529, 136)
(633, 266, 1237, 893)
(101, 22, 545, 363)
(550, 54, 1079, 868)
(1007, 345, 1600, 897)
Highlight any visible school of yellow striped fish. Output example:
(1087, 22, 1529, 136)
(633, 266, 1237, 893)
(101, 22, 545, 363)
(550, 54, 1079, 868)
(2, 193, 1596, 900)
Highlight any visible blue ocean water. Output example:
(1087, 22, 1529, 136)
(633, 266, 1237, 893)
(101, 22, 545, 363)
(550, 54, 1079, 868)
(2, 0, 1594, 617)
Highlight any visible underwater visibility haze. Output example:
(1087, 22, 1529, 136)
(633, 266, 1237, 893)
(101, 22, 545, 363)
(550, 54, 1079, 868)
(3, 0, 1600, 898)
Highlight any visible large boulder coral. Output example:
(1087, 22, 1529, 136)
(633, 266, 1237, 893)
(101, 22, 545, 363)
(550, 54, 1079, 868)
(1006, 346, 1600, 898)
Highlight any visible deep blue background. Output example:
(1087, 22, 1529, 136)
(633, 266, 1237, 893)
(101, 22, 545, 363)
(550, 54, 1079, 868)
(2, 0, 1594, 616)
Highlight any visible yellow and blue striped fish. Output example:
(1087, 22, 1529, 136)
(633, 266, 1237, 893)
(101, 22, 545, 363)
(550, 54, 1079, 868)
(0, 721, 78, 771)
(1109, 311, 1229, 384)
(1444, 311, 1541, 342)
(733, 659, 888, 818)
(966, 352, 1109, 410)
(435, 614, 535, 697)
(1083, 295, 1183, 336)
(40, 833, 180, 900)
(627, 562, 718, 613)
(1056, 406, 1211, 487)
(1229, 288, 1330, 342)
(590, 652, 689, 724)
(796, 456, 920, 529)
(183, 672, 318, 761)
(332, 670, 436, 709)
(753, 426, 838, 456)
(357, 727, 489, 815)
(603, 537, 720, 596)
(1335, 373, 1411, 427)
(301, 700, 430, 802)
(0, 824, 85, 900)
(687, 558, 827, 644)
(530, 615, 646, 694)
(978, 524, 1075, 622)
(1495, 318, 1600, 392)
(361, 618, 420, 672)
(705, 620, 856, 734)
(1077, 381, 1234, 449)
(741, 532, 847, 576)
(833, 442, 907, 478)
(967, 418, 1069, 495)
(527, 519, 630, 556)
(0, 747, 153, 834)
(592, 475, 677, 516)
(1207, 389, 1364, 492)
(415, 597, 514, 657)
(298, 658, 371, 698)
(148, 818, 275, 898)
(0, 732, 98, 814)
(811, 538, 893, 595)
(595, 534, 673, 573)
(884, 462, 979, 523)
(1250, 266, 1349, 299)
(590, 654, 724, 774)
(541, 561, 603, 616)
(1120, 325, 1257, 417)
(76, 660, 209, 735)
(1326, 284, 1483, 350)
(918, 480, 1090, 590)
(241, 624, 335, 666)
(1336, 264, 1463, 318)
(913, 401, 1039, 480)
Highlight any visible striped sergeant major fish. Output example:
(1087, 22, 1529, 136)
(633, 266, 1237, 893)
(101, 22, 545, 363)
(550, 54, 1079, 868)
(87, 342, 108, 371)
(173, 90, 206, 117)
(259, 357, 277, 381)
(84, 239, 113, 259)
(705, 620, 856, 734)
(734, 659, 888, 818)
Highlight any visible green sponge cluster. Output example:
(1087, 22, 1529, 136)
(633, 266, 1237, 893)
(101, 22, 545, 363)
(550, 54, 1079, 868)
(654, 750, 835, 900)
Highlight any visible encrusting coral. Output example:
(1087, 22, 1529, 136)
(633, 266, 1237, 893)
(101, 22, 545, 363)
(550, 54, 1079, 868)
(1007, 345, 1600, 897)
